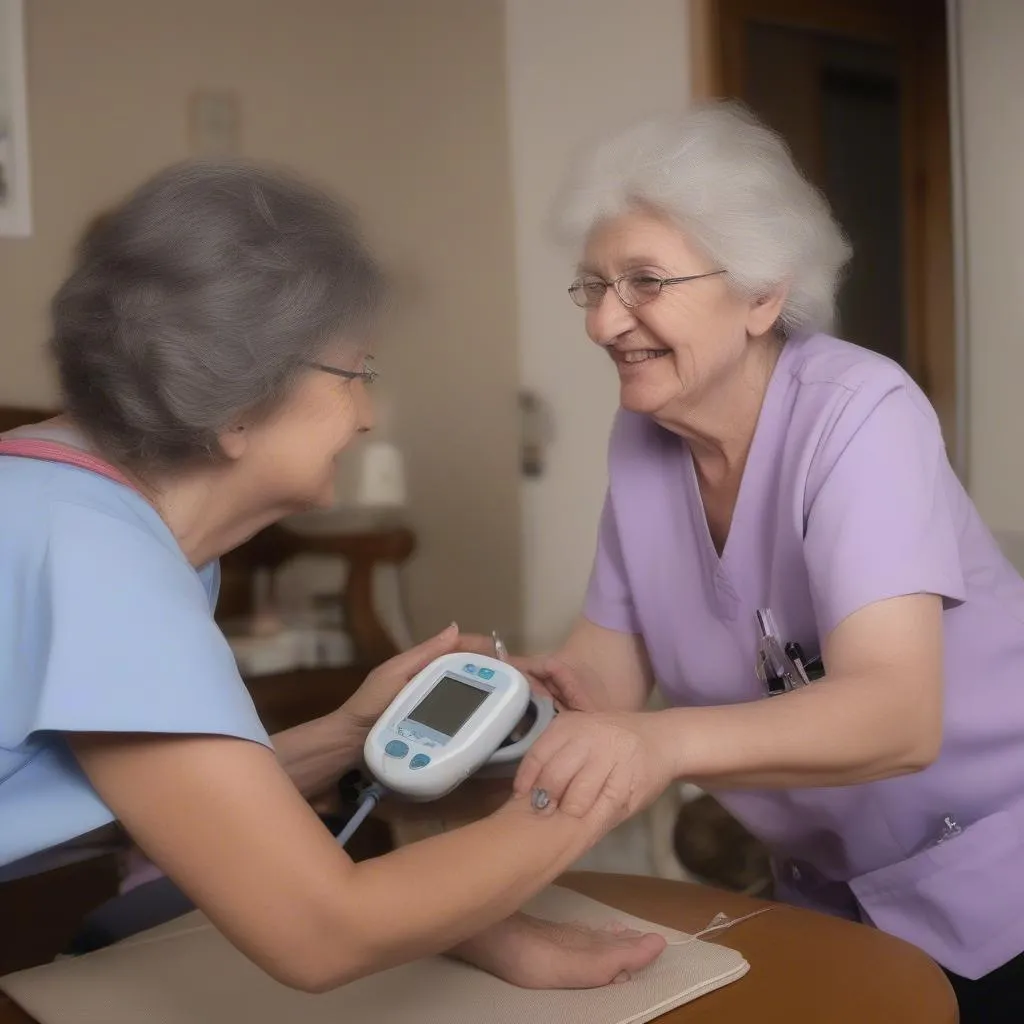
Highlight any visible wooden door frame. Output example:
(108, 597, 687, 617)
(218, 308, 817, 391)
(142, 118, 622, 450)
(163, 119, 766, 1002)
(689, 0, 963, 474)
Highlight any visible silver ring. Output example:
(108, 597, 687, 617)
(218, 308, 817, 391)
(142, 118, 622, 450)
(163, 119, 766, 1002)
(531, 788, 550, 811)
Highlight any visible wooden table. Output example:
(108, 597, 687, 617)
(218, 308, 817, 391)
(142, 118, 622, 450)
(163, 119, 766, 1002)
(0, 872, 958, 1023)
(564, 873, 958, 1023)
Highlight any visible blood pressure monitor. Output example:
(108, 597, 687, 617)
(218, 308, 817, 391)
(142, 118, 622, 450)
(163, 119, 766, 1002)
(364, 653, 554, 801)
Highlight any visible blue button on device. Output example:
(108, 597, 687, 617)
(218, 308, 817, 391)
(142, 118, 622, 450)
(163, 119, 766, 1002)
(385, 739, 409, 758)
(409, 753, 431, 770)
(477, 667, 495, 680)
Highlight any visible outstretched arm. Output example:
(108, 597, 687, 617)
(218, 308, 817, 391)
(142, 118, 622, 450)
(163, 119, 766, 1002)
(70, 726, 660, 993)
(512, 594, 944, 820)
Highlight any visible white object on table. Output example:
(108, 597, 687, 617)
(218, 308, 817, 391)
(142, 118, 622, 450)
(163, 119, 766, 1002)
(365, 653, 531, 801)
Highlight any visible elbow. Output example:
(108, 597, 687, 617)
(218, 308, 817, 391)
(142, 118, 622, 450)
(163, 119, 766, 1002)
(902, 734, 941, 774)
(274, 968, 338, 996)
(893, 720, 943, 776)
(281, 970, 354, 996)
(256, 924, 379, 994)
(883, 680, 943, 776)
(266, 948, 370, 994)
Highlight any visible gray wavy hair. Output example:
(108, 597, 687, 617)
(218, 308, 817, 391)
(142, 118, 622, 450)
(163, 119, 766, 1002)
(51, 161, 385, 468)
(555, 101, 852, 335)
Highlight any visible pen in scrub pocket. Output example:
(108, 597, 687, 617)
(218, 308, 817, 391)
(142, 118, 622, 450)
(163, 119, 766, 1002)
(755, 608, 803, 695)
(784, 642, 812, 686)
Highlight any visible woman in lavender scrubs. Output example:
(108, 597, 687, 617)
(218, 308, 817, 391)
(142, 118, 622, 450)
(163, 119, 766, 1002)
(507, 103, 1024, 1022)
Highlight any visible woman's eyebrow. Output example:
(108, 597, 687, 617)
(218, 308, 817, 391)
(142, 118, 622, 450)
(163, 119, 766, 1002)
(576, 256, 665, 275)
(620, 256, 664, 270)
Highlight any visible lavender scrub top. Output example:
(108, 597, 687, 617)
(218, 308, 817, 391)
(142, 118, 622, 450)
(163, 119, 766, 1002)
(585, 333, 1024, 980)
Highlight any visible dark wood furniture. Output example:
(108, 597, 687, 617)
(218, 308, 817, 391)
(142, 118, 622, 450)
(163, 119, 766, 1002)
(1, 873, 959, 1023)
(0, 406, 54, 433)
(217, 519, 415, 733)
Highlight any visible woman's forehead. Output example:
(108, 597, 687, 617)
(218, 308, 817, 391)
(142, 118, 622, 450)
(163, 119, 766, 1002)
(579, 211, 695, 272)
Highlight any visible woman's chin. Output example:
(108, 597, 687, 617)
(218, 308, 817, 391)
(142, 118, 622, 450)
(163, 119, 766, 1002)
(618, 379, 680, 417)
(285, 479, 338, 514)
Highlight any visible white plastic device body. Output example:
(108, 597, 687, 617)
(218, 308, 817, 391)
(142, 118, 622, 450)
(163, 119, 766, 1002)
(364, 652, 551, 801)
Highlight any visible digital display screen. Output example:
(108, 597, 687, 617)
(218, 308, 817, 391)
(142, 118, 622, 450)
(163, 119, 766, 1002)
(406, 676, 490, 737)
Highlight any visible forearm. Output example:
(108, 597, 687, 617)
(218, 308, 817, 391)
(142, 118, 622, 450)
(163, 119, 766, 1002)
(336, 798, 603, 979)
(659, 674, 941, 789)
(70, 732, 617, 993)
(558, 619, 654, 711)
(271, 709, 363, 798)
(375, 776, 511, 829)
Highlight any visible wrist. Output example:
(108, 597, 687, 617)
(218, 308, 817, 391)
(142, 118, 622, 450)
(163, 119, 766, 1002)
(448, 912, 521, 963)
(326, 706, 369, 761)
(491, 795, 598, 864)
(642, 707, 691, 780)
(337, 688, 377, 731)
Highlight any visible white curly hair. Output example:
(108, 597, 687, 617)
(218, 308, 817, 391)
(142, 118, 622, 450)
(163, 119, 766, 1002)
(555, 101, 852, 335)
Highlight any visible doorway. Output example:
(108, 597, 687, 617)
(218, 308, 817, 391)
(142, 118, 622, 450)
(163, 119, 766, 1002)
(691, 0, 956, 455)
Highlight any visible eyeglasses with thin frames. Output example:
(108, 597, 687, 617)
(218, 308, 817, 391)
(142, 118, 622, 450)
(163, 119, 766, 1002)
(305, 356, 378, 384)
(568, 269, 726, 310)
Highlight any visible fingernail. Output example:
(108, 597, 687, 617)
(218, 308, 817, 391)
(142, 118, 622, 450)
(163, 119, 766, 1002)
(613, 971, 631, 984)
(442, 622, 458, 635)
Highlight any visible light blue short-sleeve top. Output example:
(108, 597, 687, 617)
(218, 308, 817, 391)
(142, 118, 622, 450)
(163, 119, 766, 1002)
(0, 439, 271, 876)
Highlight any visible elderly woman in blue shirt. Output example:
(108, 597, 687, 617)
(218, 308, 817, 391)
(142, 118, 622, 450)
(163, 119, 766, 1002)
(0, 163, 664, 991)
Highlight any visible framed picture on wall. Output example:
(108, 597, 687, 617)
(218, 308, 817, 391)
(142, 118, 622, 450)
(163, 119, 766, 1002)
(0, 0, 31, 237)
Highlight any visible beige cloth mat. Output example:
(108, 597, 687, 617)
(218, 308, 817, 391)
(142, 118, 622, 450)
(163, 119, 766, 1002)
(0, 885, 749, 1024)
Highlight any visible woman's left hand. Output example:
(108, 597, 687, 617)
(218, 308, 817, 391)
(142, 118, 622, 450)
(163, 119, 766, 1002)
(452, 911, 666, 988)
(340, 623, 461, 732)
(513, 711, 676, 820)
(272, 624, 462, 800)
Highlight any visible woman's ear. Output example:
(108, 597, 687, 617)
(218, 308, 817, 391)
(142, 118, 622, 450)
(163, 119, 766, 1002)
(746, 285, 788, 337)
(218, 423, 248, 461)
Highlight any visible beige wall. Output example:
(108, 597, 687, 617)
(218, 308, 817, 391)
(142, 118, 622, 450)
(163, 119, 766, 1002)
(505, 0, 692, 649)
(956, 0, 1024, 532)
(0, 0, 522, 642)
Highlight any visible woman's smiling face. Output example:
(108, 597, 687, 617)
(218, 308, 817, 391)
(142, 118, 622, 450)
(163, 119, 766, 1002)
(578, 210, 776, 420)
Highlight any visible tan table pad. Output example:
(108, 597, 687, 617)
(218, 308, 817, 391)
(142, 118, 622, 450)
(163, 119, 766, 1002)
(0, 884, 748, 1024)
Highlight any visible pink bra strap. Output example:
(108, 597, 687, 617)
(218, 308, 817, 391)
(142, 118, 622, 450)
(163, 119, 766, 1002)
(0, 438, 139, 493)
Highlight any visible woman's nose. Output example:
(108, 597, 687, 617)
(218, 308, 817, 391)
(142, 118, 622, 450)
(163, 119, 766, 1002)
(586, 289, 637, 345)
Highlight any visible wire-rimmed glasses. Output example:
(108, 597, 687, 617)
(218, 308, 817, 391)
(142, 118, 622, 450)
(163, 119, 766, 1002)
(305, 355, 378, 384)
(568, 269, 725, 309)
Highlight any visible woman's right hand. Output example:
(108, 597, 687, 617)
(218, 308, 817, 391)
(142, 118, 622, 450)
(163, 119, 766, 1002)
(520, 654, 611, 711)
